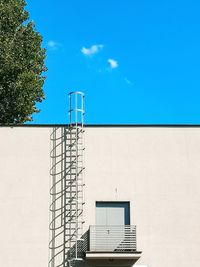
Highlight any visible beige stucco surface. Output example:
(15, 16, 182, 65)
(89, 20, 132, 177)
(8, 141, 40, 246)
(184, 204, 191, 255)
(0, 126, 200, 267)
(0, 127, 50, 267)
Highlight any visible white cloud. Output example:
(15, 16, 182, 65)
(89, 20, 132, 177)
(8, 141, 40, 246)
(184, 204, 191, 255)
(81, 44, 104, 56)
(47, 40, 59, 50)
(125, 77, 132, 85)
(108, 58, 118, 69)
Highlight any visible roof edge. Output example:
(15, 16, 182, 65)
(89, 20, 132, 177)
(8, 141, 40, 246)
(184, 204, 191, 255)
(1, 124, 200, 128)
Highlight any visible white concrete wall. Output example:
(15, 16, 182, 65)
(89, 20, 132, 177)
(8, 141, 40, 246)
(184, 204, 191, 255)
(0, 126, 200, 267)
(0, 127, 50, 267)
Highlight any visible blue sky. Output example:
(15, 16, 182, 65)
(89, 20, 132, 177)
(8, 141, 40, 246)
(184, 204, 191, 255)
(26, 0, 200, 124)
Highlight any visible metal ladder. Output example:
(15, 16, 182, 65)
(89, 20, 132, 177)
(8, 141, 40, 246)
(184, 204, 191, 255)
(49, 92, 85, 267)
(65, 92, 85, 266)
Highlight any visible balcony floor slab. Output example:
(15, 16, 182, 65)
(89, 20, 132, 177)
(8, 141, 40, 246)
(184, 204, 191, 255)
(85, 251, 142, 260)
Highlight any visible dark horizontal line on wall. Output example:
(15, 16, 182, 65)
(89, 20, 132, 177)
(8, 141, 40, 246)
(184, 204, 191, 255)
(1, 124, 200, 128)
(84, 124, 200, 128)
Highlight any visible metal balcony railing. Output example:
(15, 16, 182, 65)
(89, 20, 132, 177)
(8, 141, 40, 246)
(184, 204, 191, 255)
(89, 225, 137, 252)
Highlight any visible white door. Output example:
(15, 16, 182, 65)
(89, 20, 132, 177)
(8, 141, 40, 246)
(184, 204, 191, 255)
(96, 202, 130, 225)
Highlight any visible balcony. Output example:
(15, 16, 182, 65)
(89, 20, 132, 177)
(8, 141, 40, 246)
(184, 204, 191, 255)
(84, 225, 142, 265)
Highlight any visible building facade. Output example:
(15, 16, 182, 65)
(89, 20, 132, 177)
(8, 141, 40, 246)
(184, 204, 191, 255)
(0, 125, 200, 267)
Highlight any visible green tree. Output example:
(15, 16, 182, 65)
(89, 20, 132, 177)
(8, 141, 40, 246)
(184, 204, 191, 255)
(0, 0, 46, 123)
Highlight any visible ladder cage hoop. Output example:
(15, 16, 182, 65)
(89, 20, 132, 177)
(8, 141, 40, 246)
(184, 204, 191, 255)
(68, 92, 85, 126)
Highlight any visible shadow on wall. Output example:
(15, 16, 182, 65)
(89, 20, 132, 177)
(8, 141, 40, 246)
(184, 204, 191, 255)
(49, 127, 66, 267)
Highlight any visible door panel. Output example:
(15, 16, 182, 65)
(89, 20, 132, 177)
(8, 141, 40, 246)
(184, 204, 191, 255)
(96, 202, 130, 225)
(107, 206, 125, 225)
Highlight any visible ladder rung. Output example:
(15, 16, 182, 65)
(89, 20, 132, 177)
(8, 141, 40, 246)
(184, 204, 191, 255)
(67, 258, 84, 261)
(64, 227, 81, 230)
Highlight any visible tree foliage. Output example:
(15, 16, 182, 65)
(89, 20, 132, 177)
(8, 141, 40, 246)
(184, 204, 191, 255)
(0, 0, 46, 123)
